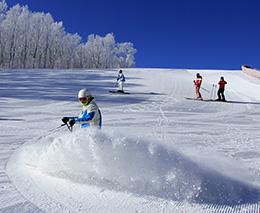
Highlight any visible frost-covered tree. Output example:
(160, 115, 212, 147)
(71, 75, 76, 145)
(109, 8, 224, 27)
(84, 33, 117, 68)
(116, 42, 137, 68)
(1, 4, 22, 68)
(0, 1, 137, 69)
(0, 0, 7, 67)
(84, 33, 136, 68)
(61, 33, 82, 68)
(0, 0, 6, 21)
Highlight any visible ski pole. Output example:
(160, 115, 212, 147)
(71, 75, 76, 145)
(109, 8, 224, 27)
(212, 84, 217, 100)
(210, 84, 213, 100)
(61, 123, 73, 132)
(45, 124, 65, 135)
(215, 84, 217, 99)
(114, 81, 118, 87)
(201, 87, 210, 93)
(66, 123, 73, 132)
(210, 84, 217, 99)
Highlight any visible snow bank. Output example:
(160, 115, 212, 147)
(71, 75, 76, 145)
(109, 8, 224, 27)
(13, 127, 260, 205)
(242, 65, 260, 80)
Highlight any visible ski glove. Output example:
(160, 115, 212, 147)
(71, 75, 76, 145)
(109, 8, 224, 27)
(62, 117, 69, 124)
(69, 119, 75, 127)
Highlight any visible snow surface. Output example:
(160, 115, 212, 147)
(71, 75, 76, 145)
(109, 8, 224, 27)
(1, 68, 260, 212)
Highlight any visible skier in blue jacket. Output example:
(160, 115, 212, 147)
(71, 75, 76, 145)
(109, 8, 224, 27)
(62, 89, 102, 128)
(117, 70, 125, 93)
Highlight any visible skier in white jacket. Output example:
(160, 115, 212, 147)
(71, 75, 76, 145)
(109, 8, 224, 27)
(62, 89, 102, 128)
(117, 70, 125, 92)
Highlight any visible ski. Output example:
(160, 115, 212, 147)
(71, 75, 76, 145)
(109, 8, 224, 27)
(109, 90, 130, 94)
(186, 97, 208, 101)
(186, 98, 228, 102)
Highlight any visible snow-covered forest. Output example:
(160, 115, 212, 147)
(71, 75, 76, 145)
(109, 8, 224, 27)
(0, 0, 137, 69)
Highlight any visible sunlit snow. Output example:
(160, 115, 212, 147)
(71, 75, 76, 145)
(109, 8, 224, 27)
(2, 68, 260, 212)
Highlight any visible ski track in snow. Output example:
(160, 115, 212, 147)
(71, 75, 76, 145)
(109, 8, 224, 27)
(1, 68, 260, 212)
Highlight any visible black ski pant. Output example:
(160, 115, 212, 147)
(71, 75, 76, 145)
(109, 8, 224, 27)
(217, 89, 225, 100)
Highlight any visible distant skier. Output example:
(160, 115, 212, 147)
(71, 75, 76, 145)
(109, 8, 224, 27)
(116, 70, 125, 93)
(217, 76, 227, 101)
(193, 73, 203, 99)
(62, 88, 102, 129)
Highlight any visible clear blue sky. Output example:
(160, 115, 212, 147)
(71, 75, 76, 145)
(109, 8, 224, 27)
(6, 0, 260, 70)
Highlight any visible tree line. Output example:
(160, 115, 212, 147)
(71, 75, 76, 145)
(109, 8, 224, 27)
(0, 1, 137, 69)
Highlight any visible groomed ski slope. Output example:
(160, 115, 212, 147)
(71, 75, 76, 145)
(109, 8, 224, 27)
(1, 68, 260, 212)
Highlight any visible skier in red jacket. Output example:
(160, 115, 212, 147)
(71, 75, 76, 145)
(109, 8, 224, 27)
(193, 73, 202, 99)
(217, 76, 227, 101)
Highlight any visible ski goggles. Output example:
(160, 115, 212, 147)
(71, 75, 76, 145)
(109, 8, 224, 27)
(79, 97, 88, 103)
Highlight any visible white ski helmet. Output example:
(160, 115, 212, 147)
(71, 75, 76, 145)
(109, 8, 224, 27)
(78, 89, 91, 99)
